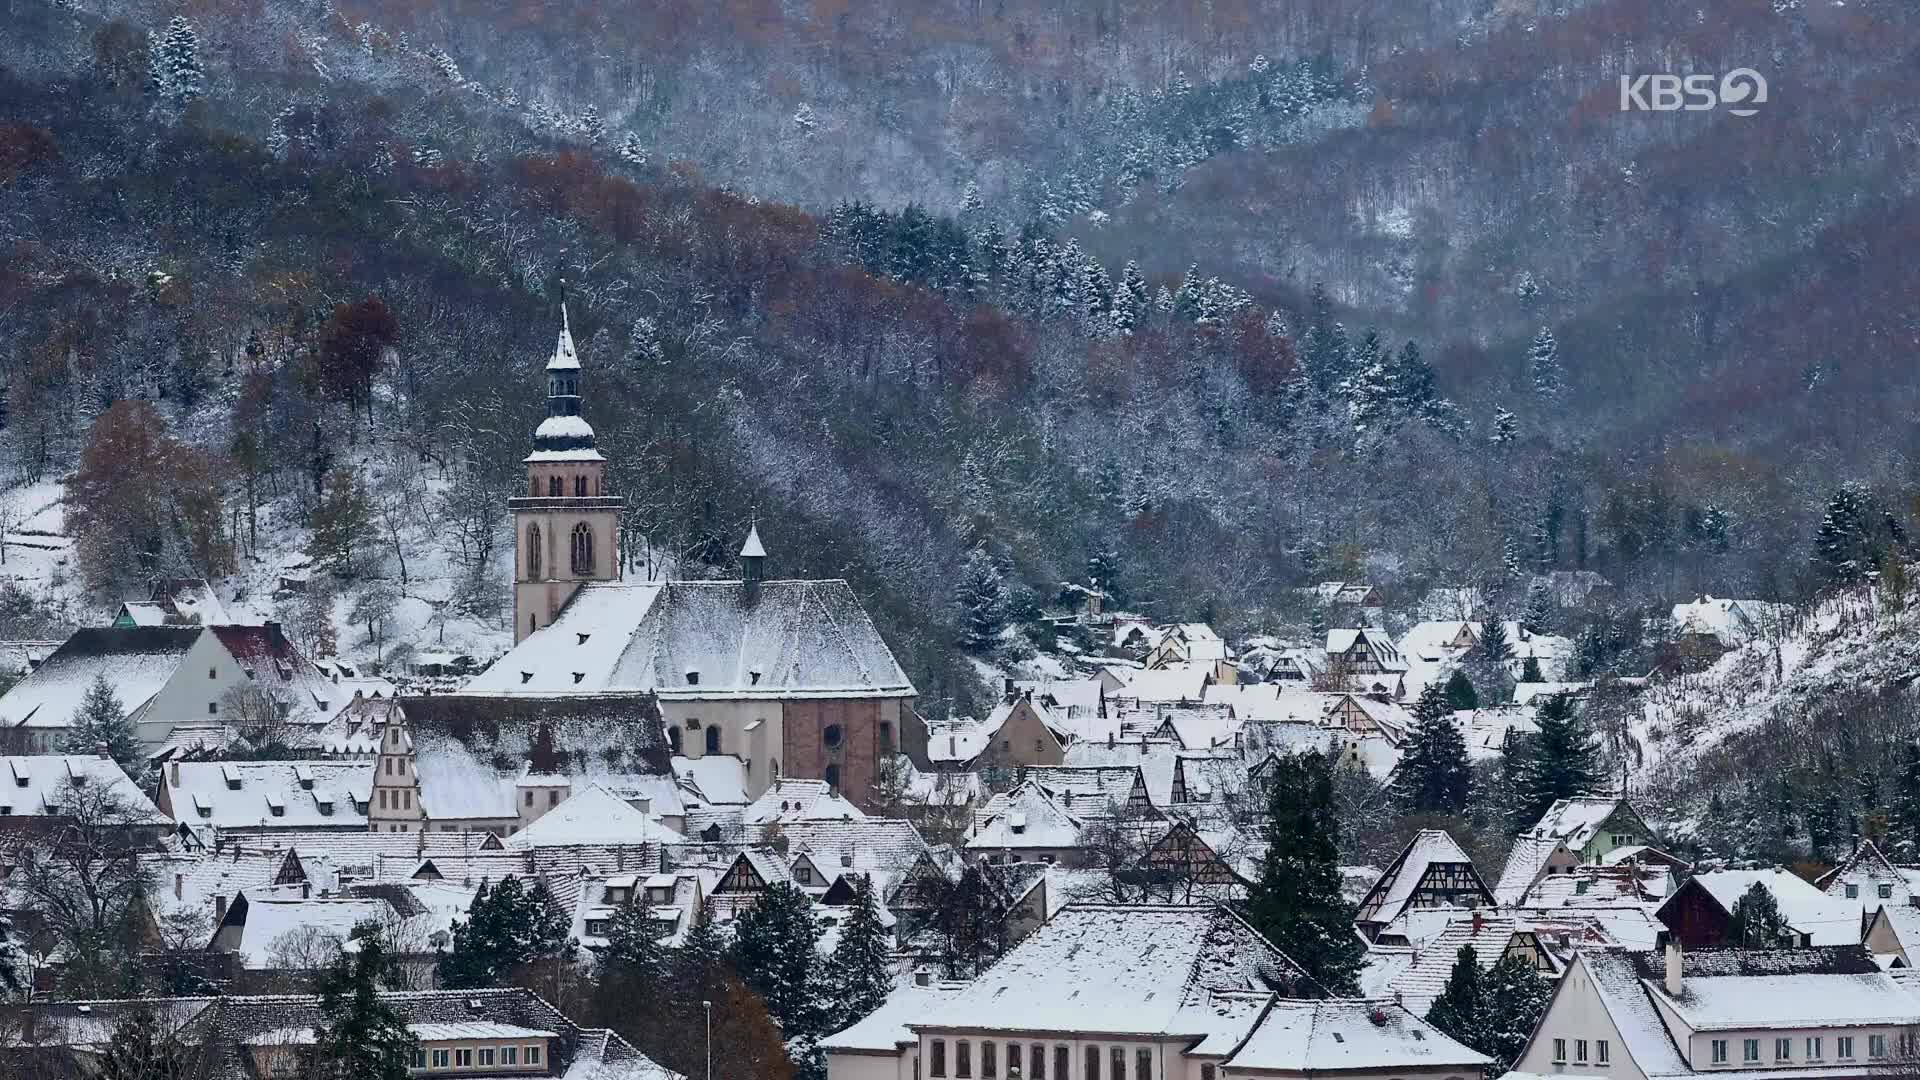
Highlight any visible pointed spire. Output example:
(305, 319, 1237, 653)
(547, 302, 580, 372)
(740, 523, 767, 559)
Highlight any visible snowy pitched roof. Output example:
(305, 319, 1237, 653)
(0, 626, 201, 729)
(967, 783, 1087, 852)
(1060, 740, 1184, 806)
(739, 525, 766, 558)
(1669, 596, 1789, 646)
(506, 784, 685, 848)
(1663, 869, 1860, 945)
(1355, 830, 1489, 927)
(1493, 835, 1571, 906)
(742, 779, 866, 824)
(163, 760, 371, 830)
(1524, 796, 1647, 849)
(1380, 910, 1617, 1014)
(766, 819, 928, 881)
(1225, 999, 1488, 1073)
(1014, 678, 1104, 717)
(822, 983, 967, 1053)
(916, 905, 1312, 1036)
(547, 306, 581, 371)
(412, 737, 519, 822)
(1108, 666, 1212, 704)
(460, 580, 914, 700)
(1451, 706, 1539, 762)
(209, 624, 339, 723)
(1649, 967, 1917, 1031)
(670, 755, 750, 805)
(0, 754, 166, 822)
(224, 895, 399, 968)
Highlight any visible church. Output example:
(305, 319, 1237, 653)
(420, 309, 922, 809)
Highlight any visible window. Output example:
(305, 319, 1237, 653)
(825, 764, 841, 789)
(1846, 883, 1860, 898)
(411, 1050, 426, 1069)
(525, 791, 534, 807)
(1028, 1045, 1042, 1080)
(1554, 1040, 1567, 1064)
(530, 613, 537, 634)
(1743, 1040, 1759, 1063)
(957, 1041, 972, 1079)
(525, 1045, 541, 1065)
(1054, 1047, 1069, 1080)
(1136, 1049, 1152, 1080)
(931, 1041, 947, 1077)
(503, 1047, 519, 1065)
(571, 522, 595, 574)
(983, 1041, 997, 1079)
(1577, 1040, 1589, 1062)
(1112, 1047, 1126, 1080)
(480, 1048, 495, 1066)
(432, 1049, 450, 1068)
(824, 724, 843, 748)
(1087, 1047, 1101, 1080)
(209, 667, 217, 679)
(705, 726, 721, 755)
(1201, 1067, 1216, 1080)
(586, 919, 610, 936)
(795, 866, 813, 885)
(549, 789, 560, 806)
(1806, 1038, 1823, 1061)
(1774, 1039, 1789, 1061)
(455, 1049, 473, 1067)
(881, 721, 894, 750)
(668, 727, 682, 753)
(379, 789, 389, 809)
(549, 476, 563, 496)
(575, 475, 588, 497)
(1871, 1035, 1888, 1060)
(208, 701, 218, 715)
(1880, 883, 1895, 899)
(1710, 1040, 1727, 1065)
(527, 525, 542, 577)
(1008, 1044, 1022, 1079)
(1838, 1037, 1855, 1060)
(1598, 1041, 1610, 1064)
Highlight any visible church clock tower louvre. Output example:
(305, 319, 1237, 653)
(510, 304, 625, 643)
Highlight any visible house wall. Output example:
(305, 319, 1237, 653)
(366, 723, 425, 833)
(785, 697, 909, 810)
(976, 699, 1066, 770)
(1829, 864, 1913, 912)
(828, 1049, 919, 1080)
(1512, 957, 1648, 1080)
(138, 631, 252, 749)
(1658, 884, 1731, 949)
(661, 699, 783, 796)
(915, 1031, 1189, 1080)
(1864, 912, 1911, 966)
(1578, 808, 1651, 862)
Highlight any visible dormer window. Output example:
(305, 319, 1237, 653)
(685, 670, 700, 686)
(520, 672, 533, 684)
(573, 672, 585, 684)
(577, 633, 591, 645)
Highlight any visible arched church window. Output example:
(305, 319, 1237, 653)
(704, 725, 721, 755)
(574, 476, 587, 497)
(548, 476, 563, 497)
(570, 522, 594, 575)
(667, 727, 682, 754)
(527, 525, 542, 578)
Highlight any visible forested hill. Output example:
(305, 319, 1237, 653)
(0, 0, 1916, 717)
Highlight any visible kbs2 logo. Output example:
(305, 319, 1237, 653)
(1619, 69, 1767, 117)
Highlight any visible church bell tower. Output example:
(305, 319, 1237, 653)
(510, 305, 624, 643)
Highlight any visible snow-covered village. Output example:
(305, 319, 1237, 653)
(3, 1, 1920, 1078)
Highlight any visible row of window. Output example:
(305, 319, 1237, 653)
(410, 1043, 543, 1071)
(377, 788, 414, 811)
(1705, 1035, 1890, 1065)
(928, 1040, 1155, 1080)
(1842, 881, 1896, 900)
(524, 522, 597, 578)
(1552, 1040, 1610, 1065)
(533, 475, 599, 497)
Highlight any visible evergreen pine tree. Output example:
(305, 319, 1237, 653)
(1520, 581, 1554, 635)
(309, 924, 417, 1080)
(602, 895, 667, 988)
(438, 875, 575, 988)
(1394, 683, 1472, 815)
(1490, 407, 1518, 446)
(1479, 953, 1552, 1070)
(1477, 620, 1513, 663)
(1443, 669, 1479, 712)
(1815, 480, 1904, 584)
(148, 16, 205, 107)
(1520, 656, 1544, 683)
(1526, 327, 1560, 399)
(1727, 882, 1789, 946)
(578, 105, 606, 144)
(1424, 946, 1485, 1050)
(1511, 695, 1600, 830)
(309, 470, 374, 577)
(618, 131, 648, 166)
(1242, 751, 1365, 995)
(954, 545, 1006, 653)
(731, 882, 826, 1041)
(823, 876, 894, 1022)
(66, 673, 141, 770)
(1112, 261, 1150, 335)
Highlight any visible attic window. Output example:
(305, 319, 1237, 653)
(266, 795, 285, 817)
(1331, 1034, 1344, 1044)
(577, 633, 591, 645)
(685, 670, 700, 686)
(572, 672, 585, 685)
(222, 765, 242, 790)
(750, 669, 762, 686)
(520, 672, 533, 684)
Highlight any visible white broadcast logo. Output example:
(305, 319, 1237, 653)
(1619, 68, 1767, 116)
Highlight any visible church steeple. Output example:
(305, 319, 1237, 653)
(510, 303, 624, 643)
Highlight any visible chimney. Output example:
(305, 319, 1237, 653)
(94, 741, 109, 760)
(213, 894, 228, 921)
(174, 873, 184, 901)
(914, 968, 931, 987)
(1470, 910, 1484, 935)
(301, 881, 311, 899)
(948, 735, 956, 757)
(1663, 934, 1683, 996)
(1004, 677, 1016, 700)
(170, 761, 180, 787)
